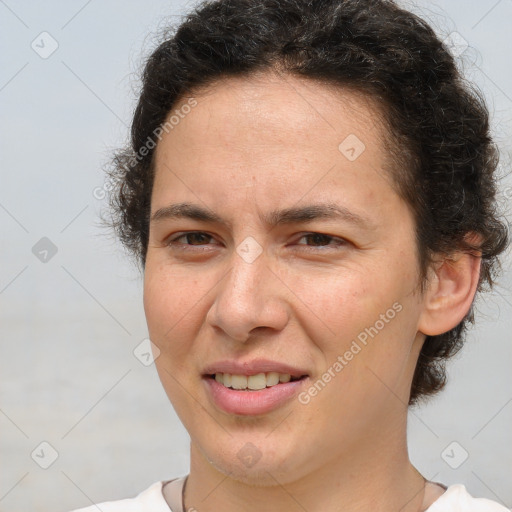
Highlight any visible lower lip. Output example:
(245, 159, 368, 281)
(203, 376, 307, 415)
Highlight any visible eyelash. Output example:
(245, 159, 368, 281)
(166, 231, 347, 252)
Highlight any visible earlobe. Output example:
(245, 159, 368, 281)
(418, 237, 482, 337)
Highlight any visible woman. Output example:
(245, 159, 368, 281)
(73, 0, 509, 510)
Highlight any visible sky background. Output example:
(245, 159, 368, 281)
(1, 1, 511, 511)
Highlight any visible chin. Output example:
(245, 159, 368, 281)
(200, 438, 307, 487)
(211, 458, 295, 487)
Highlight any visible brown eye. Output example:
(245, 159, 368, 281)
(295, 233, 347, 249)
(167, 231, 216, 248)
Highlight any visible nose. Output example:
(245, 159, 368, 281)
(205, 248, 290, 343)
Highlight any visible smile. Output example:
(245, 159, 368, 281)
(210, 372, 305, 390)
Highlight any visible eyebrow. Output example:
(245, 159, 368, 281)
(150, 201, 374, 230)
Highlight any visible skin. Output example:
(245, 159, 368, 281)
(143, 70, 481, 512)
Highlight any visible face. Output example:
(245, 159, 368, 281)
(144, 72, 428, 485)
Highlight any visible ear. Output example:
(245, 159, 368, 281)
(418, 233, 482, 336)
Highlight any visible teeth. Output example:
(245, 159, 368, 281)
(230, 374, 247, 390)
(248, 373, 266, 390)
(213, 372, 299, 390)
(266, 371, 279, 386)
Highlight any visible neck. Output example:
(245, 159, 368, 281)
(181, 419, 428, 512)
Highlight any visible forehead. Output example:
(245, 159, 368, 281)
(162, 72, 388, 153)
(151, 72, 398, 217)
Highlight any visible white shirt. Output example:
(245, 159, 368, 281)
(70, 477, 510, 512)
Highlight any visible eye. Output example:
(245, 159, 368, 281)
(165, 231, 348, 252)
(294, 232, 348, 250)
(167, 231, 218, 249)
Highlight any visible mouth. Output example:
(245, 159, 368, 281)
(205, 372, 308, 391)
(203, 372, 309, 415)
(201, 359, 310, 415)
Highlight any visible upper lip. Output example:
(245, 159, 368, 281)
(203, 359, 309, 378)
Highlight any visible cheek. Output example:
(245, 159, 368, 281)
(290, 262, 399, 345)
(296, 258, 420, 384)
(143, 264, 208, 356)
(144, 267, 208, 418)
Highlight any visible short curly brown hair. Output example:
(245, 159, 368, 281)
(105, 0, 509, 406)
